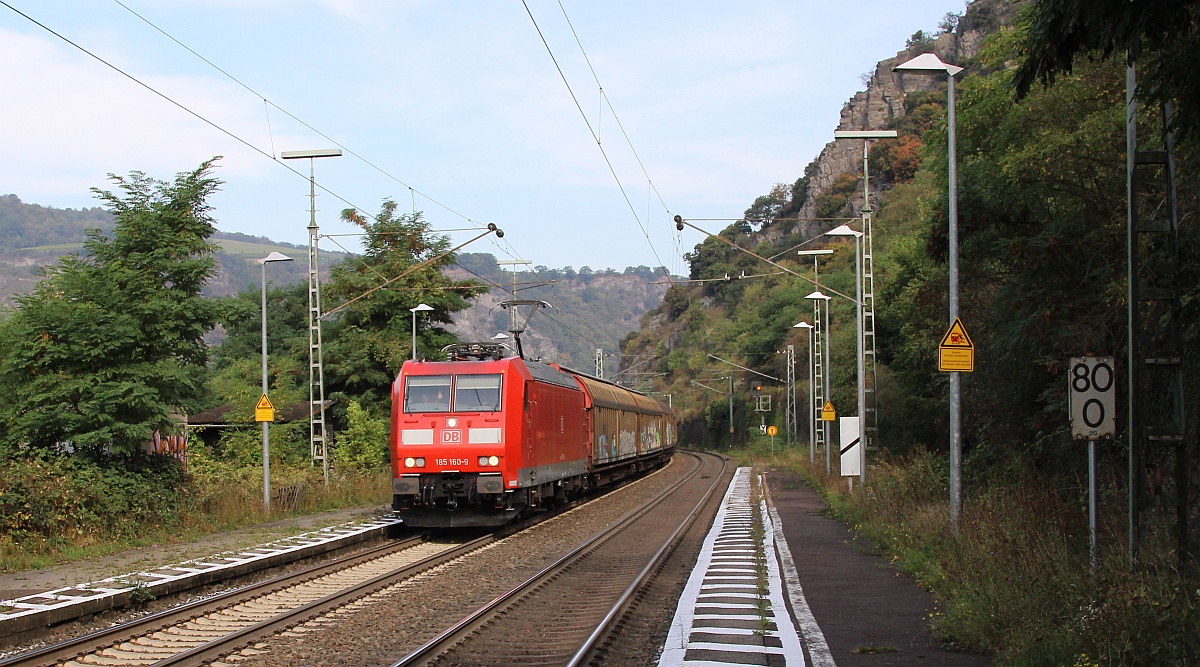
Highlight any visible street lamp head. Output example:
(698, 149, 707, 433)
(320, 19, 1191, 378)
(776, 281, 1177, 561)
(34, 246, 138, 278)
(410, 303, 435, 313)
(893, 52, 964, 77)
(833, 130, 899, 139)
(804, 291, 831, 301)
(825, 224, 863, 238)
(793, 322, 814, 329)
(280, 148, 343, 159)
(491, 332, 510, 340)
(258, 251, 294, 264)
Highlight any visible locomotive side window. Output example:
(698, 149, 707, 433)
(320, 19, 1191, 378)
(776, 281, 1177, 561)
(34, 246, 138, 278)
(404, 375, 452, 413)
(454, 374, 502, 412)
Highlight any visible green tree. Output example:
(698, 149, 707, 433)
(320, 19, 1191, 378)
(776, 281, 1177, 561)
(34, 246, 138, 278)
(332, 400, 389, 469)
(879, 25, 1136, 464)
(321, 202, 486, 414)
(0, 160, 222, 458)
(1014, 0, 1200, 140)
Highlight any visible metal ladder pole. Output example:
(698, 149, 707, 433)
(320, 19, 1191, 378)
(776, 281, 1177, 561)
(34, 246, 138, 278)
(810, 265, 828, 471)
(786, 345, 797, 445)
(860, 140, 880, 451)
(595, 348, 604, 379)
(1127, 63, 1189, 563)
(306, 170, 330, 485)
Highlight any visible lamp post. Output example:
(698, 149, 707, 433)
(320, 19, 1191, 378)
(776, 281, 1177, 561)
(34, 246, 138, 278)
(805, 290, 832, 473)
(793, 321, 815, 462)
(410, 303, 435, 361)
(894, 52, 965, 527)
(280, 148, 341, 486)
(826, 224, 866, 486)
(258, 251, 294, 511)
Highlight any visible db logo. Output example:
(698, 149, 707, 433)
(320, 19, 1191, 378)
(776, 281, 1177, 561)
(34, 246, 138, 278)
(441, 430, 462, 444)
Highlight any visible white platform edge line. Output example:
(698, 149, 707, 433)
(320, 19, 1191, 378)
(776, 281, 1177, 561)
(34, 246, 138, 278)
(657, 468, 749, 667)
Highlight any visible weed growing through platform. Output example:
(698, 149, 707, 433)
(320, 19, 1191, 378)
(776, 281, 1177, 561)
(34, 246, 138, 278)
(852, 644, 900, 654)
(748, 474, 772, 638)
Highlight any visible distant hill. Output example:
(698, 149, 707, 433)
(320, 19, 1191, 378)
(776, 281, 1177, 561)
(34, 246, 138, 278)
(0, 195, 671, 371)
(447, 253, 671, 371)
(0, 194, 335, 303)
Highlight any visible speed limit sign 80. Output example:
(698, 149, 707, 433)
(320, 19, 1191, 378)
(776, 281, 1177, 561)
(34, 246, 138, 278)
(1069, 357, 1115, 440)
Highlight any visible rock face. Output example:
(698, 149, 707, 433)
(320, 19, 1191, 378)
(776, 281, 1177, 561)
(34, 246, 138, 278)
(795, 0, 1017, 226)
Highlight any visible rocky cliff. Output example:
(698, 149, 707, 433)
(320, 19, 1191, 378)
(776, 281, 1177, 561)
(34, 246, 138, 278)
(791, 0, 1017, 232)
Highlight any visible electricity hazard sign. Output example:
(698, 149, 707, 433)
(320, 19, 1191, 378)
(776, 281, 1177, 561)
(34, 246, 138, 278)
(938, 318, 974, 372)
(821, 401, 836, 421)
(255, 394, 275, 422)
(1069, 357, 1115, 440)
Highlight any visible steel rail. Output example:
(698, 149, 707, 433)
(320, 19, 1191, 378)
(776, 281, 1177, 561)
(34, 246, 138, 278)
(0, 536, 425, 667)
(154, 534, 495, 667)
(390, 452, 720, 667)
(566, 453, 728, 667)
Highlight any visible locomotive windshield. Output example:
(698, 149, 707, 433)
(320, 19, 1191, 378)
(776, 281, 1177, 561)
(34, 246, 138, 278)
(455, 374, 502, 412)
(403, 375, 452, 413)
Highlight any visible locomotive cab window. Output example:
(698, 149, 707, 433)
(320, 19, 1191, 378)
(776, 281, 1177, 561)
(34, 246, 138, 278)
(455, 374, 502, 412)
(404, 375, 452, 413)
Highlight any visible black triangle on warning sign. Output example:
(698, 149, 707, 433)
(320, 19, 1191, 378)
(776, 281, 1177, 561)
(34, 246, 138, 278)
(257, 394, 274, 411)
(940, 318, 973, 348)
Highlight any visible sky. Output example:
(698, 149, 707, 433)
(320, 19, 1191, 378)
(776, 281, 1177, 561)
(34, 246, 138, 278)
(0, 0, 966, 273)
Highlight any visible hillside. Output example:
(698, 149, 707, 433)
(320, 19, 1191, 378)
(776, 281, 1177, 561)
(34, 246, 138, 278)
(0, 196, 668, 371)
(619, 0, 1018, 445)
(0, 194, 325, 302)
(447, 253, 670, 371)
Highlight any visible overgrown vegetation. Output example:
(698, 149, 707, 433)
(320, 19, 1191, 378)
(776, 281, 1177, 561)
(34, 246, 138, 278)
(630, 0, 1200, 662)
(729, 438, 1198, 666)
(0, 171, 454, 567)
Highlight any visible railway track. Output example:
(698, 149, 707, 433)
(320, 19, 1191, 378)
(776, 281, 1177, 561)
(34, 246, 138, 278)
(0, 535, 484, 667)
(393, 451, 727, 667)
(2, 452, 720, 667)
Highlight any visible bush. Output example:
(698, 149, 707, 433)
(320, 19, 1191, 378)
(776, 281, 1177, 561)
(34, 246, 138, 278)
(0, 455, 189, 567)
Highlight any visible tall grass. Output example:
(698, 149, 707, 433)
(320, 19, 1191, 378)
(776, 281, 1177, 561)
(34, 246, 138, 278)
(0, 456, 391, 573)
(734, 441, 1199, 666)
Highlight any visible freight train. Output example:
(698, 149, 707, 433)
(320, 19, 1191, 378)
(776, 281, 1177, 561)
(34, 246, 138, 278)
(390, 342, 675, 527)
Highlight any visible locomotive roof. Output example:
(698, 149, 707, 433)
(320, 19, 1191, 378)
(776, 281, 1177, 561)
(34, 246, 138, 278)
(523, 360, 582, 390)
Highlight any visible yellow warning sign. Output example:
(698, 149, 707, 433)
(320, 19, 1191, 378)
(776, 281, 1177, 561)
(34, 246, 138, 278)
(938, 318, 974, 372)
(766, 425, 778, 437)
(255, 394, 275, 422)
(821, 401, 836, 422)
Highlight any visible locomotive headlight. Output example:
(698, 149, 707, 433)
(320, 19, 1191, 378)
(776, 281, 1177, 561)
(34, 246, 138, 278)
(415, 457, 426, 467)
(404, 457, 416, 468)
(478, 456, 488, 467)
(488, 455, 499, 466)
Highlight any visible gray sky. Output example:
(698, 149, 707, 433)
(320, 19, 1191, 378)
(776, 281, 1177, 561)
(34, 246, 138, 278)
(1, 0, 964, 272)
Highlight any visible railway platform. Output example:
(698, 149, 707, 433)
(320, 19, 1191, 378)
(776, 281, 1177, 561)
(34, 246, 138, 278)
(660, 468, 991, 667)
(0, 515, 400, 642)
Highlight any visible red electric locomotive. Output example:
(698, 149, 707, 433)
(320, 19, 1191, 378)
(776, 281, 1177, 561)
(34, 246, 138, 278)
(390, 342, 674, 527)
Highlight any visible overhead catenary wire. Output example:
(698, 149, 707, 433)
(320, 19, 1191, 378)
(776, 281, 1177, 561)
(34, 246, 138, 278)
(19, 0, 549, 316)
(0, 1, 380, 222)
(107, 0, 492, 233)
(554, 1, 673, 220)
(520, 0, 672, 280)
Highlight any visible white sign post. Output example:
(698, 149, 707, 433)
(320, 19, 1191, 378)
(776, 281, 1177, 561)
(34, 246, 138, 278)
(839, 416, 861, 481)
(1069, 355, 1115, 572)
